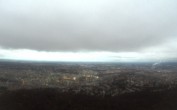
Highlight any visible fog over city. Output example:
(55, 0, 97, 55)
(0, 0, 177, 61)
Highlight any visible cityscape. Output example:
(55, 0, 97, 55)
(0, 61, 177, 110)
(1, 0, 177, 110)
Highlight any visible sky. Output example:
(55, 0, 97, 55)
(0, 0, 177, 62)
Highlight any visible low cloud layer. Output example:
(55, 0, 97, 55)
(0, 0, 177, 54)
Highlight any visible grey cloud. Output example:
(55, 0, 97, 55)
(0, 0, 177, 52)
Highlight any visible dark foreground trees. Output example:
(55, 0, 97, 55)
(0, 87, 177, 110)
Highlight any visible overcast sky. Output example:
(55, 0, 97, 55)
(0, 0, 177, 62)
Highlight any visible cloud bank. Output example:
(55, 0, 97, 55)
(0, 0, 177, 52)
(0, 0, 177, 61)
